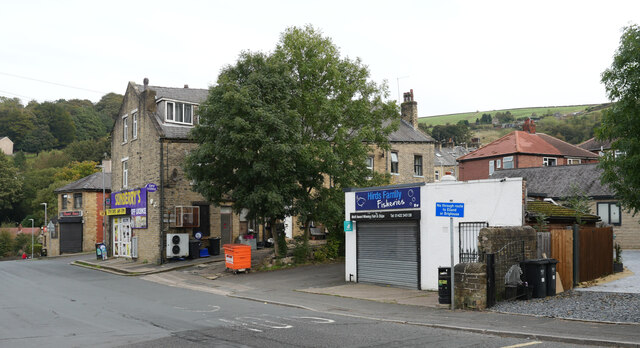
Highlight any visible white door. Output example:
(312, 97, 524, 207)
(112, 217, 132, 258)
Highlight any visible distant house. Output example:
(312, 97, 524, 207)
(433, 144, 474, 181)
(578, 137, 612, 156)
(492, 164, 639, 249)
(52, 169, 111, 256)
(457, 119, 599, 181)
(0, 137, 13, 155)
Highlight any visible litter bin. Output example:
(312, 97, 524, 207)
(189, 240, 201, 259)
(95, 243, 105, 260)
(546, 258, 559, 296)
(208, 237, 221, 256)
(520, 259, 548, 298)
(438, 267, 451, 304)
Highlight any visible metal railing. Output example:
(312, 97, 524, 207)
(459, 221, 489, 263)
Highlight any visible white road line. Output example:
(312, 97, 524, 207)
(293, 316, 335, 324)
(501, 341, 542, 348)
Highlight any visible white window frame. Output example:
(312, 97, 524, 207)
(543, 157, 557, 166)
(122, 115, 128, 143)
(61, 194, 68, 210)
(122, 158, 129, 188)
(496, 159, 502, 169)
(597, 202, 621, 226)
(414, 155, 423, 177)
(503, 156, 514, 169)
(73, 193, 83, 209)
(132, 111, 138, 140)
(366, 156, 374, 171)
(567, 158, 581, 165)
(165, 100, 194, 125)
(489, 160, 495, 175)
(390, 152, 399, 175)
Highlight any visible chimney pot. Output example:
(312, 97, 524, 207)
(143, 78, 149, 88)
(184, 84, 189, 89)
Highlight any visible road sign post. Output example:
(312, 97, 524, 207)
(436, 201, 465, 310)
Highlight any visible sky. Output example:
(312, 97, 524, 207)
(1, 0, 638, 117)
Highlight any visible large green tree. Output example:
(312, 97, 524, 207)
(185, 25, 397, 237)
(0, 153, 23, 223)
(597, 24, 640, 214)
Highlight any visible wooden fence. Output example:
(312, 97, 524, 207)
(579, 227, 613, 282)
(550, 229, 573, 290)
(550, 226, 613, 290)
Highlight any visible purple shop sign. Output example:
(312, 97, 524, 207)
(145, 183, 157, 192)
(111, 188, 147, 228)
(355, 187, 420, 211)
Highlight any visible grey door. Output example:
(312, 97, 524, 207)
(60, 222, 83, 254)
(221, 214, 232, 244)
(357, 221, 419, 289)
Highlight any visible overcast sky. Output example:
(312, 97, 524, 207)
(1, 0, 638, 116)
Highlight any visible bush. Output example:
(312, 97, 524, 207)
(0, 230, 14, 257)
(14, 233, 31, 253)
(292, 235, 310, 264)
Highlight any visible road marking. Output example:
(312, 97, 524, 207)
(219, 318, 263, 332)
(173, 304, 220, 313)
(237, 316, 293, 329)
(293, 316, 335, 324)
(501, 341, 542, 348)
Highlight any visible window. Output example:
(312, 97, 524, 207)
(435, 170, 440, 181)
(414, 155, 423, 176)
(166, 101, 194, 125)
(132, 112, 138, 139)
(123, 116, 128, 143)
(366, 156, 374, 171)
(62, 194, 68, 210)
(489, 160, 495, 175)
(122, 159, 128, 188)
(543, 157, 557, 166)
(598, 202, 621, 226)
(567, 158, 581, 165)
(73, 193, 83, 209)
(503, 156, 514, 169)
(390, 152, 399, 174)
(496, 159, 502, 169)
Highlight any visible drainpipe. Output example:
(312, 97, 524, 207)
(160, 138, 165, 264)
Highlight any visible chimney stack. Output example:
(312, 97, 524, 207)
(400, 89, 418, 129)
(184, 84, 189, 89)
(523, 118, 536, 134)
(143, 77, 149, 90)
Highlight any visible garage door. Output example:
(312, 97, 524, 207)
(357, 221, 419, 289)
(60, 222, 83, 254)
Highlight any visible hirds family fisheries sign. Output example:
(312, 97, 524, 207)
(111, 188, 147, 229)
(355, 187, 420, 211)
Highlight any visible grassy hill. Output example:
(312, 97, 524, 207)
(419, 105, 598, 127)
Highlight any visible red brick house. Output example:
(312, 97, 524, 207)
(457, 119, 599, 181)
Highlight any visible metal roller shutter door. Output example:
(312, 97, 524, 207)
(60, 223, 83, 254)
(357, 221, 419, 289)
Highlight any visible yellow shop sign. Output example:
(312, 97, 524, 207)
(106, 208, 129, 216)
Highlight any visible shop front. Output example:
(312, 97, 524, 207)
(344, 178, 525, 290)
(109, 188, 148, 258)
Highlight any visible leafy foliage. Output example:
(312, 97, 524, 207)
(426, 123, 472, 144)
(0, 153, 24, 222)
(0, 230, 13, 257)
(597, 24, 640, 214)
(562, 184, 593, 225)
(185, 25, 397, 237)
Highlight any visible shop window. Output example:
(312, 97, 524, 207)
(73, 193, 83, 209)
(414, 155, 423, 176)
(597, 202, 621, 226)
(391, 152, 399, 174)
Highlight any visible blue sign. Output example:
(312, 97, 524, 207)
(436, 202, 465, 217)
(344, 221, 353, 232)
(355, 187, 420, 211)
(145, 183, 157, 192)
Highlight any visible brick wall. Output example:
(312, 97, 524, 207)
(454, 262, 487, 310)
(460, 154, 599, 181)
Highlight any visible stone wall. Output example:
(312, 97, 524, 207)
(454, 262, 486, 310)
(478, 226, 537, 259)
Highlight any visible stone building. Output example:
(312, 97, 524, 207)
(0, 136, 13, 155)
(110, 79, 252, 264)
(52, 170, 111, 256)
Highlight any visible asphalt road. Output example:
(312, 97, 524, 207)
(0, 256, 589, 348)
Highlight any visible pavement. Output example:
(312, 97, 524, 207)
(73, 248, 640, 347)
(576, 249, 640, 293)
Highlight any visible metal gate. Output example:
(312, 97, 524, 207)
(356, 221, 419, 289)
(60, 221, 83, 254)
(459, 221, 488, 263)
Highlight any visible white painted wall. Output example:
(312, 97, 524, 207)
(345, 178, 524, 290)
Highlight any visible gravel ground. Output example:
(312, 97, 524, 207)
(490, 290, 640, 323)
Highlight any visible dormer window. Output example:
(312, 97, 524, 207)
(166, 101, 194, 125)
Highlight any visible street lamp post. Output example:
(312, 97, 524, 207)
(40, 202, 47, 237)
(28, 218, 34, 259)
(96, 164, 106, 245)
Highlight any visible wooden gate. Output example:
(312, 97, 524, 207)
(579, 227, 613, 282)
(550, 229, 573, 290)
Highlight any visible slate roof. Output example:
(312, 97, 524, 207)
(137, 84, 209, 104)
(490, 163, 613, 199)
(54, 172, 111, 193)
(387, 119, 435, 143)
(578, 137, 612, 152)
(526, 200, 600, 222)
(457, 131, 598, 162)
(435, 146, 474, 166)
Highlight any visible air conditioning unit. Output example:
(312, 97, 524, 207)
(166, 233, 189, 258)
